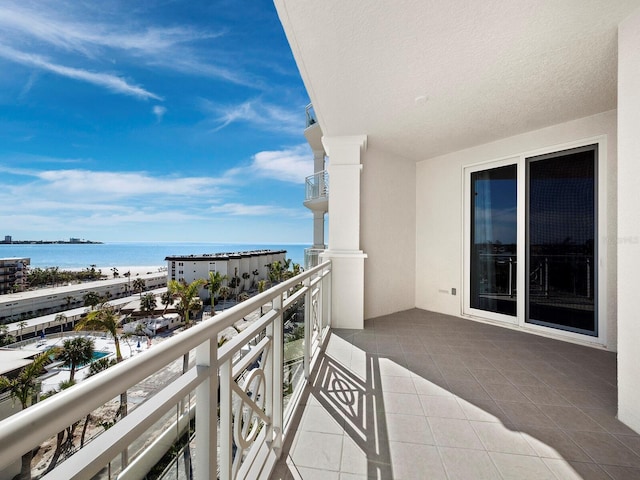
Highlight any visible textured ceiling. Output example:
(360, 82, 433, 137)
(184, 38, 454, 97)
(276, 0, 640, 161)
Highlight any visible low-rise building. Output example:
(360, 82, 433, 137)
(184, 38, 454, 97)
(0, 258, 29, 295)
(165, 249, 286, 299)
(0, 272, 166, 324)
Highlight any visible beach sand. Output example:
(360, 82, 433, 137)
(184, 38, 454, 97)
(66, 265, 166, 277)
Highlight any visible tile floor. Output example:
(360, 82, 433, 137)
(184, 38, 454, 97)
(270, 309, 640, 479)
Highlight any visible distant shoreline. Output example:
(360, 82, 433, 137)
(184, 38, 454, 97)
(0, 240, 103, 245)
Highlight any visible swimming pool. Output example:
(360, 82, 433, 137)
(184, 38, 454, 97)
(59, 351, 111, 369)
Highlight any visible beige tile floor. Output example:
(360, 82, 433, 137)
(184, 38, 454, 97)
(270, 309, 640, 479)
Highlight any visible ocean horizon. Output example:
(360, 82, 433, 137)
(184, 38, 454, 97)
(0, 242, 307, 270)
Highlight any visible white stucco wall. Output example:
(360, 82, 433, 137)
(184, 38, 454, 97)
(361, 146, 416, 319)
(416, 110, 617, 349)
(617, 7, 640, 434)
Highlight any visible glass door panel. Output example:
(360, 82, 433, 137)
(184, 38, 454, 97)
(526, 146, 597, 335)
(470, 164, 517, 316)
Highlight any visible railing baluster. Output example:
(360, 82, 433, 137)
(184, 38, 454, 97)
(195, 339, 218, 479)
(304, 277, 312, 380)
(219, 357, 233, 480)
(271, 293, 284, 450)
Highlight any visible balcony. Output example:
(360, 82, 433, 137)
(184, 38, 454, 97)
(2, 269, 637, 479)
(272, 309, 637, 479)
(303, 170, 328, 212)
(0, 263, 332, 480)
(305, 103, 317, 128)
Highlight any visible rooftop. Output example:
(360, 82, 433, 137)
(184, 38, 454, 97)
(164, 249, 287, 261)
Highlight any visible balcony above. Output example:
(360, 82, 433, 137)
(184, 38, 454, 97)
(303, 170, 329, 212)
(304, 104, 323, 151)
(304, 247, 326, 270)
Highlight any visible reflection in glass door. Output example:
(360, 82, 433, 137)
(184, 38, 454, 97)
(470, 164, 517, 316)
(526, 146, 597, 335)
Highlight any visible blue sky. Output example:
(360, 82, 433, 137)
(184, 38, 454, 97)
(0, 1, 314, 243)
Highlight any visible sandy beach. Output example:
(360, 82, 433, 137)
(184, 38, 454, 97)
(65, 265, 166, 277)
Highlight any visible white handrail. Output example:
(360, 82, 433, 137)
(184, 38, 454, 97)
(0, 261, 332, 479)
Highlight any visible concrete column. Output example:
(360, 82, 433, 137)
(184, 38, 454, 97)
(617, 6, 640, 434)
(321, 135, 367, 329)
(313, 211, 325, 248)
(313, 149, 325, 173)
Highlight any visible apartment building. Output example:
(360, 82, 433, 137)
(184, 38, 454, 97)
(0, 258, 29, 295)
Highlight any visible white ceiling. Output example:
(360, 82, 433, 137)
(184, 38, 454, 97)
(276, 0, 640, 161)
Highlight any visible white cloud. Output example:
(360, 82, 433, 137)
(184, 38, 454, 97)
(249, 144, 313, 184)
(0, 44, 161, 100)
(205, 99, 303, 135)
(0, 167, 229, 201)
(0, 2, 254, 87)
(0, 3, 218, 55)
(153, 105, 167, 122)
(210, 203, 306, 217)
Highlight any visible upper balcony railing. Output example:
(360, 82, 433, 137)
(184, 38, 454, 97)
(0, 262, 332, 480)
(304, 247, 327, 270)
(305, 103, 317, 128)
(305, 170, 329, 203)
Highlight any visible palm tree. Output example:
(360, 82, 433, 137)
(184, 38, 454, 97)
(0, 351, 52, 479)
(64, 295, 74, 310)
(75, 303, 123, 362)
(80, 357, 116, 447)
(17, 320, 28, 342)
(241, 272, 251, 291)
(54, 313, 67, 336)
(75, 303, 127, 426)
(167, 279, 205, 327)
(258, 280, 267, 315)
(251, 269, 260, 289)
(123, 271, 131, 294)
(0, 324, 14, 347)
(160, 290, 174, 316)
(140, 293, 157, 317)
(111, 267, 119, 278)
(132, 278, 146, 297)
(219, 286, 231, 311)
(55, 337, 95, 382)
(83, 291, 101, 310)
(207, 271, 228, 315)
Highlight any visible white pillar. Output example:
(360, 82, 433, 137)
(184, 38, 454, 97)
(313, 149, 326, 249)
(313, 211, 325, 249)
(321, 135, 367, 329)
(313, 149, 325, 174)
(617, 6, 640, 434)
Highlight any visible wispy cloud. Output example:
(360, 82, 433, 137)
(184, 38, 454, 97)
(210, 203, 306, 217)
(18, 71, 38, 100)
(0, 2, 256, 87)
(153, 105, 167, 122)
(0, 166, 227, 200)
(204, 99, 303, 135)
(0, 3, 219, 55)
(0, 44, 161, 100)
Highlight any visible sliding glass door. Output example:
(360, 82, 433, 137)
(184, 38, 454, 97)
(470, 165, 517, 317)
(526, 146, 597, 335)
(467, 144, 599, 338)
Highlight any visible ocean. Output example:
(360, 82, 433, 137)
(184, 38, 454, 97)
(0, 242, 307, 270)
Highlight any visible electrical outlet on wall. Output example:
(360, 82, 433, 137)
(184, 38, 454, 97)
(451, 288, 457, 295)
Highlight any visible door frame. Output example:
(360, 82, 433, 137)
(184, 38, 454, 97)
(462, 136, 608, 346)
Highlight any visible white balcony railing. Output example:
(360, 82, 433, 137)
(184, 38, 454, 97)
(304, 103, 317, 128)
(0, 262, 332, 480)
(305, 170, 329, 202)
(304, 247, 326, 270)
